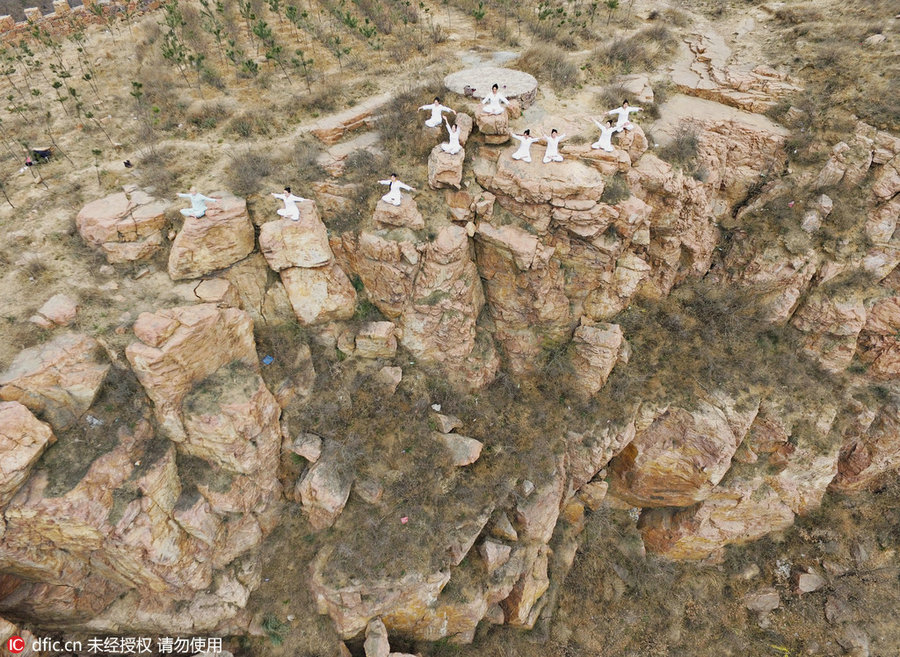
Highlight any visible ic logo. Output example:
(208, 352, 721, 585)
(6, 635, 25, 653)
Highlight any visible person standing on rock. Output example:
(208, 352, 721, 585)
(272, 186, 308, 221)
(481, 83, 510, 116)
(177, 187, 219, 218)
(607, 100, 642, 131)
(419, 97, 456, 128)
(541, 129, 567, 163)
(378, 173, 415, 206)
(591, 119, 623, 152)
(511, 129, 540, 162)
(441, 117, 463, 155)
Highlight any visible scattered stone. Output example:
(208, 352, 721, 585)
(376, 366, 402, 393)
(571, 321, 625, 397)
(291, 433, 323, 462)
(354, 321, 398, 359)
(435, 432, 483, 466)
(743, 588, 780, 612)
(864, 33, 885, 47)
(296, 440, 353, 530)
(355, 478, 384, 505)
(814, 194, 834, 216)
(364, 618, 390, 657)
(491, 512, 518, 542)
(801, 210, 822, 233)
(838, 624, 870, 657)
(479, 540, 512, 574)
(794, 567, 826, 593)
(578, 481, 609, 510)
(825, 595, 853, 624)
(29, 293, 78, 328)
(432, 412, 462, 434)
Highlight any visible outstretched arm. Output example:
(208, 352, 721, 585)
(499, 94, 510, 105)
(558, 134, 567, 142)
(481, 95, 490, 105)
(592, 119, 604, 129)
(378, 179, 391, 186)
(177, 193, 191, 199)
(398, 182, 415, 192)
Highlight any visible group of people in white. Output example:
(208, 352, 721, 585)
(177, 83, 643, 215)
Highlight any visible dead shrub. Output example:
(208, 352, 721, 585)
(226, 148, 275, 196)
(516, 44, 579, 91)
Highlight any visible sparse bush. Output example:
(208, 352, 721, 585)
(138, 147, 179, 197)
(517, 44, 579, 91)
(600, 173, 630, 204)
(228, 109, 276, 138)
(593, 26, 678, 76)
(226, 148, 275, 196)
(187, 99, 232, 130)
(657, 122, 700, 169)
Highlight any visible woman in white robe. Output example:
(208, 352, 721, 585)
(379, 173, 415, 206)
(511, 129, 540, 162)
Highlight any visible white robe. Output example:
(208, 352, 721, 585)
(420, 103, 453, 128)
(542, 134, 565, 163)
(591, 121, 622, 152)
(379, 179, 413, 206)
(481, 90, 509, 116)
(511, 134, 539, 162)
(272, 192, 307, 220)
(178, 192, 216, 218)
(441, 124, 462, 155)
(607, 106, 641, 130)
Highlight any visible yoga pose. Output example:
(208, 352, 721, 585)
(607, 100, 642, 131)
(178, 188, 219, 218)
(542, 129, 566, 163)
(441, 117, 462, 155)
(419, 97, 456, 128)
(272, 186, 308, 221)
(379, 173, 415, 206)
(591, 119, 623, 152)
(481, 83, 509, 116)
(511, 129, 540, 162)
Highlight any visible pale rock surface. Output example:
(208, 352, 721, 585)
(355, 321, 398, 359)
(0, 401, 55, 508)
(609, 396, 758, 508)
(373, 196, 425, 230)
(310, 93, 387, 144)
(435, 432, 483, 466)
(168, 195, 255, 280)
(192, 277, 242, 307)
(432, 412, 462, 434)
(744, 588, 780, 612)
(791, 287, 867, 372)
(291, 432, 323, 463)
(570, 321, 624, 397)
(296, 440, 353, 530)
(857, 296, 900, 379)
(0, 332, 110, 431)
(125, 304, 259, 440)
(479, 540, 512, 574)
(340, 231, 421, 318)
(280, 263, 357, 326)
(474, 105, 510, 144)
(259, 202, 332, 271)
(76, 188, 169, 263)
(364, 618, 390, 657)
(376, 366, 403, 393)
(428, 144, 465, 190)
(29, 293, 78, 328)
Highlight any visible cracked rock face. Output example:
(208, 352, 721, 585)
(76, 188, 169, 264)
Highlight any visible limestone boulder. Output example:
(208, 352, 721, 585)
(125, 304, 259, 440)
(455, 112, 474, 146)
(872, 153, 900, 201)
(193, 278, 242, 307)
(376, 366, 402, 393)
(280, 263, 357, 326)
(364, 618, 390, 657)
(296, 440, 353, 530)
(427, 144, 465, 190)
(0, 401, 55, 508)
(571, 322, 625, 397)
(616, 124, 649, 162)
(0, 332, 110, 431)
(500, 545, 549, 628)
(475, 149, 606, 207)
(168, 195, 255, 280)
(258, 202, 333, 271)
(76, 188, 169, 263)
(639, 401, 840, 559)
(474, 106, 510, 144)
(373, 196, 424, 230)
(609, 396, 759, 508)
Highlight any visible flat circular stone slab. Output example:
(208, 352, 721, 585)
(444, 66, 538, 108)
